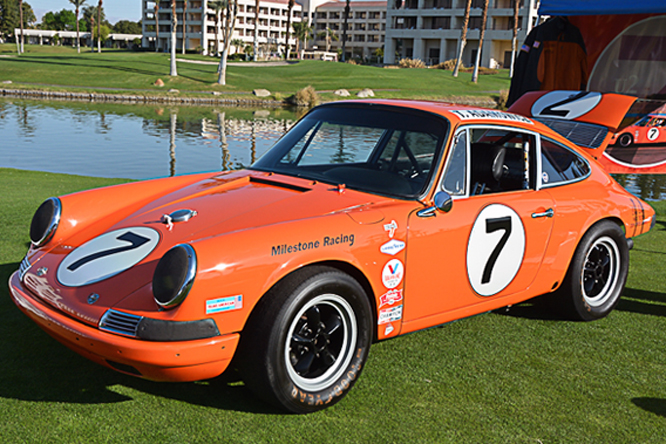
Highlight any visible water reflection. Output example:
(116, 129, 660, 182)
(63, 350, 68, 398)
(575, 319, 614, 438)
(1, 98, 665, 202)
(0, 98, 296, 180)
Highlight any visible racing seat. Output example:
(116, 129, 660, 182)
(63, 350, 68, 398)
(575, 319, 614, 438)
(471, 143, 506, 195)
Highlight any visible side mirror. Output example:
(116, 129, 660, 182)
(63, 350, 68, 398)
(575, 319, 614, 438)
(417, 191, 453, 218)
(434, 191, 453, 213)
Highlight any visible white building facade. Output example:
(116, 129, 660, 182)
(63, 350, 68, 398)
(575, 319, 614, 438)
(383, 0, 540, 67)
(142, 0, 302, 57)
(310, 1, 387, 62)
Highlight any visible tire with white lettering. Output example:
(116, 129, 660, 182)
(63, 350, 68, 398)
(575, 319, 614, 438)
(556, 221, 628, 321)
(238, 266, 372, 413)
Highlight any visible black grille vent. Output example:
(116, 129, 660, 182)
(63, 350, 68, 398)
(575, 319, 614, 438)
(536, 118, 608, 149)
(18, 256, 31, 281)
(99, 310, 143, 337)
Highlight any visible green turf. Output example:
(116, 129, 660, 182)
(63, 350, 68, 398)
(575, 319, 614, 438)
(0, 44, 509, 102)
(1, 168, 665, 442)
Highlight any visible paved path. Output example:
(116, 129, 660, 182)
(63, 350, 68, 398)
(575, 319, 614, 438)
(176, 58, 297, 67)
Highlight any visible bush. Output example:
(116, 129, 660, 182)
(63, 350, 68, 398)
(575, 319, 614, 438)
(495, 89, 509, 110)
(398, 58, 426, 69)
(433, 59, 457, 70)
(287, 86, 319, 108)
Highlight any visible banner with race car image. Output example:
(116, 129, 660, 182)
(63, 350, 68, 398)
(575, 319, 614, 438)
(567, 13, 666, 173)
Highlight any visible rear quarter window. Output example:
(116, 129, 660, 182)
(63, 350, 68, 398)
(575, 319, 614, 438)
(540, 138, 590, 187)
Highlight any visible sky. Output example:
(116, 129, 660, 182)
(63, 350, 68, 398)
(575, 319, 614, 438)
(28, 0, 142, 25)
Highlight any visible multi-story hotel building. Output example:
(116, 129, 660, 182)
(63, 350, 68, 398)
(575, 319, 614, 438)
(310, 1, 387, 61)
(384, 0, 539, 67)
(142, 0, 302, 56)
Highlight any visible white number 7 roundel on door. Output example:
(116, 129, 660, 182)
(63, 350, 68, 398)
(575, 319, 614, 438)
(466, 204, 525, 296)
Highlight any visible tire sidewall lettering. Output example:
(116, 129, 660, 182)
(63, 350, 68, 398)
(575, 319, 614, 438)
(466, 204, 525, 296)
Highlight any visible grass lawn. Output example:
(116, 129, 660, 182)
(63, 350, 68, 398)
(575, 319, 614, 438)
(1, 167, 665, 442)
(0, 44, 510, 103)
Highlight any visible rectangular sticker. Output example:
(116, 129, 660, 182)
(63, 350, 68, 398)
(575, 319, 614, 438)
(378, 305, 403, 325)
(206, 295, 243, 314)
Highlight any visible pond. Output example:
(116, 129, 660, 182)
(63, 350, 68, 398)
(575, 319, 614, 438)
(0, 97, 664, 201)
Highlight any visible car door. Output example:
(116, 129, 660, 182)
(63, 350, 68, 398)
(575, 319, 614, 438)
(402, 125, 555, 330)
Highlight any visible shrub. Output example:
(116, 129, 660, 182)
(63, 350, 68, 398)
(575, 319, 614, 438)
(398, 58, 426, 69)
(287, 86, 320, 107)
(433, 59, 457, 70)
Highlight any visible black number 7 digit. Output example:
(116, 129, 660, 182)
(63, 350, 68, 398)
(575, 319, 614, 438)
(482, 216, 512, 284)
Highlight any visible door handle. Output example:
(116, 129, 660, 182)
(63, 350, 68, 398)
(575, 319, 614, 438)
(531, 208, 554, 218)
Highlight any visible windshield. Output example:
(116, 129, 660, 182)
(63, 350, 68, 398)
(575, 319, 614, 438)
(251, 104, 449, 198)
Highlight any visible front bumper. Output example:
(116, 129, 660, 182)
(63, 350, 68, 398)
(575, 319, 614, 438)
(9, 271, 239, 382)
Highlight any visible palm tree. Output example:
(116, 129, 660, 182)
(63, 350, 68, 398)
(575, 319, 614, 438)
(97, 0, 102, 53)
(292, 21, 312, 59)
(217, 0, 238, 85)
(317, 27, 338, 52)
(252, 0, 259, 61)
(341, 0, 350, 61)
(471, 0, 488, 83)
(283, 0, 294, 59)
(510, 0, 519, 77)
(209, 0, 224, 56)
(170, 0, 178, 76)
(19, 0, 24, 54)
(231, 38, 243, 54)
(452, 0, 471, 77)
(154, 2, 160, 52)
(182, 0, 188, 54)
(69, 0, 87, 53)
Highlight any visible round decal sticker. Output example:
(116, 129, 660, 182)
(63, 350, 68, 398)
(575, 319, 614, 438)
(381, 259, 404, 289)
(57, 227, 160, 287)
(648, 128, 660, 141)
(466, 204, 525, 297)
(531, 91, 602, 120)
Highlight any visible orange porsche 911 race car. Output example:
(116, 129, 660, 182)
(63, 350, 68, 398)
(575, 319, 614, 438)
(10, 92, 654, 413)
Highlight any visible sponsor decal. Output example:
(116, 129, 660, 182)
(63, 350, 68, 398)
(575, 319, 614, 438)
(542, 171, 549, 184)
(206, 295, 243, 314)
(382, 259, 404, 289)
(57, 227, 160, 287)
(380, 239, 405, 256)
(271, 233, 354, 256)
(378, 305, 403, 325)
(450, 109, 533, 124)
(520, 44, 530, 53)
(384, 220, 398, 238)
(379, 289, 403, 308)
(384, 323, 394, 335)
(533, 40, 540, 49)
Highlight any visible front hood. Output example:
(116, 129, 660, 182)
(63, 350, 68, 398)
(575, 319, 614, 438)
(23, 170, 381, 325)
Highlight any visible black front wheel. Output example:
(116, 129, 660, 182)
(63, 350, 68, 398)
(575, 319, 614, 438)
(238, 266, 372, 413)
(555, 221, 629, 321)
(618, 133, 634, 147)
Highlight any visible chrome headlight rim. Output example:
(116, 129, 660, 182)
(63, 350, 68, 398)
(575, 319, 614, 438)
(30, 197, 61, 248)
(152, 244, 197, 310)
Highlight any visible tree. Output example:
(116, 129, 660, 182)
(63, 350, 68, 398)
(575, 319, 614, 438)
(82, 4, 106, 27)
(252, 0, 259, 61)
(283, 0, 293, 59)
(341, 0, 350, 62)
(217, 0, 237, 85)
(292, 21, 312, 59)
(154, 2, 159, 52)
(0, 0, 19, 39)
(231, 37, 243, 54)
(97, 0, 102, 52)
(113, 20, 141, 34)
(471, 0, 488, 83)
(510, 0, 520, 77)
(452, 0, 471, 77)
(18, 0, 23, 53)
(182, 0, 187, 54)
(170, 0, 177, 76)
(69, 0, 86, 53)
(21, 1, 35, 27)
(92, 23, 109, 45)
(317, 27, 338, 52)
(209, 0, 224, 56)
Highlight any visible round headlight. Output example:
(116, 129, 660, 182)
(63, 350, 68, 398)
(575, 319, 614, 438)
(153, 244, 197, 309)
(30, 197, 61, 247)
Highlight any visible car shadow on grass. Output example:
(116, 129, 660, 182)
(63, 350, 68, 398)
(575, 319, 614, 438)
(0, 262, 280, 414)
(632, 397, 666, 417)
(616, 287, 666, 317)
(492, 296, 564, 321)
